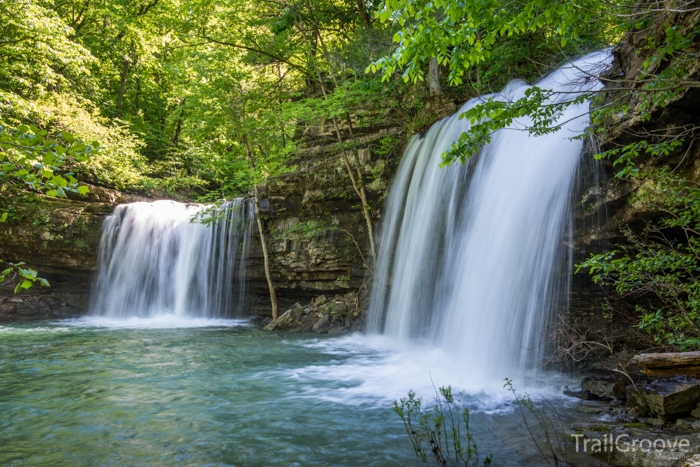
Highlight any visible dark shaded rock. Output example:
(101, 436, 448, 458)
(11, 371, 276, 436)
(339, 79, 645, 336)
(638, 417, 665, 427)
(264, 309, 295, 331)
(564, 386, 598, 400)
(312, 314, 329, 333)
(629, 377, 700, 417)
(583, 376, 625, 400)
(312, 295, 327, 306)
(0, 185, 137, 321)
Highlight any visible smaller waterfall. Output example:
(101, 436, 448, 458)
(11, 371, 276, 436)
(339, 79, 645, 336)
(90, 199, 255, 319)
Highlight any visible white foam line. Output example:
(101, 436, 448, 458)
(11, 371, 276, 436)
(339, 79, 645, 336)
(55, 315, 252, 329)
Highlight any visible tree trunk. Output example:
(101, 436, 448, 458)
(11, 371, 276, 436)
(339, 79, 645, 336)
(345, 118, 376, 269)
(171, 98, 186, 147)
(356, 0, 372, 28)
(244, 138, 278, 320)
(115, 56, 131, 117)
(428, 57, 442, 96)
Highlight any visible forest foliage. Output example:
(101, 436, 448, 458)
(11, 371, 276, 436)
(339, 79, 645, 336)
(1, 0, 699, 346)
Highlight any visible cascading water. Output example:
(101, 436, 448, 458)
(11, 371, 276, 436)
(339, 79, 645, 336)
(89, 199, 255, 319)
(367, 51, 612, 381)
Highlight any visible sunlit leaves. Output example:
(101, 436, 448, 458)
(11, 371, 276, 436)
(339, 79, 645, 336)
(369, 0, 604, 86)
(0, 261, 50, 294)
(0, 123, 95, 197)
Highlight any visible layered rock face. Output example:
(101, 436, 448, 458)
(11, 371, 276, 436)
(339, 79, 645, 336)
(247, 119, 407, 313)
(0, 187, 128, 320)
(562, 9, 700, 353)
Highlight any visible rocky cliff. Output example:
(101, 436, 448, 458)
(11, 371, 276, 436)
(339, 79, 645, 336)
(560, 8, 700, 358)
(0, 187, 128, 320)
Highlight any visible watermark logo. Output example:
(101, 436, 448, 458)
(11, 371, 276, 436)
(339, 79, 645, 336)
(571, 433, 691, 461)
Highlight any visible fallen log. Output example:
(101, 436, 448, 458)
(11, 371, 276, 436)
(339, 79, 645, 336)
(632, 352, 700, 377)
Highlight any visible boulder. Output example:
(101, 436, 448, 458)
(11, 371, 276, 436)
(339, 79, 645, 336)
(312, 314, 329, 332)
(691, 406, 700, 419)
(264, 309, 294, 331)
(628, 377, 700, 417)
(639, 417, 665, 427)
(563, 386, 597, 400)
(582, 376, 624, 400)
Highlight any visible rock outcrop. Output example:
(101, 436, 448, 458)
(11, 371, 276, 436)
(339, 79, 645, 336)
(246, 118, 408, 312)
(559, 8, 700, 357)
(262, 292, 362, 335)
(0, 186, 130, 320)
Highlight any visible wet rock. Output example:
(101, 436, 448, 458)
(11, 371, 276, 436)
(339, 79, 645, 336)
(578, 401, 609, 415)
(582, 376, 623, 400)
(312, 295, 327, 306)
(583, 429, 700, 467)
(639, 417, 665, 427)
(264, 309, 295, 331)
(264, 292, 361, 334)
(629, 377, 700, 417)
(691, 406, 700, 419)
(676, 418, 696, 430)
(565, 386, 597, 400)
(572, 421, 617, 432)
(312, 314, 329, 333)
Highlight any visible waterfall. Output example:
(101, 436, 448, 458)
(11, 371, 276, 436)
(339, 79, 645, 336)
(89, 199, 255, 319)
(367, 51, 611, 380)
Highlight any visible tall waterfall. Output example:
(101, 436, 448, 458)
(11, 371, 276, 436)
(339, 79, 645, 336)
(90, 199, 255, 319)
(367, 51, 611, 380)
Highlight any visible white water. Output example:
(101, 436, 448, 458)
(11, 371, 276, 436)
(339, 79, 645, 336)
(367, 51, 612, 383)
(89, 199, 255, 320)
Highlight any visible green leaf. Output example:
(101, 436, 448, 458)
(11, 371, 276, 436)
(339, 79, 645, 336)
(59, 132, 75, 144)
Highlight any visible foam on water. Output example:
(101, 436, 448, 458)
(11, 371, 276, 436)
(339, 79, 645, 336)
(284, 333, 580, 411)
(58, 315, 251, 329)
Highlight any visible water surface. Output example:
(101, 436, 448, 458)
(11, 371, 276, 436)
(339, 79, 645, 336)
(0, 320, 597, 466)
